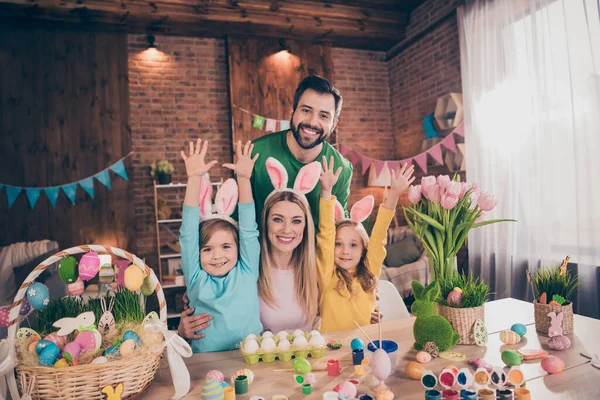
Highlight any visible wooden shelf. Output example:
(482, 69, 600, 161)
(162, 283, 185, 289)
(160, 252, 181, 259)
(158, 219, 182, 223)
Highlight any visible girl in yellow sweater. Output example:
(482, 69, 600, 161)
(317, 156, 414, 333)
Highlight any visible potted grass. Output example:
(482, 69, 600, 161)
(150, 160, 175, 184)
(436, 273, 490, 345)
(529, 257, 578, 335)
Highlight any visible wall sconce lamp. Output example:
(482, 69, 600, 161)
(147, 34, 157, 49)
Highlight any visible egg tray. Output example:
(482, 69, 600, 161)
(241, 347, 327, 364)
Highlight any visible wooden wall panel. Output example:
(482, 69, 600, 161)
(227, 37, 335, 146)
(0, 26, 133, 250)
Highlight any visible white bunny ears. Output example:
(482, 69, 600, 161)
(265, 157, 321, 202)
(199, 176, 239, 227)
(334, 195, 374, 224)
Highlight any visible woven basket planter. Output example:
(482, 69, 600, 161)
(7, 245, 168, 400)
(534, 301, 574, 335)
(437, 304, 485, 345)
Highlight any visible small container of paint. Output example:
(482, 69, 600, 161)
(327, 359, 340, 376)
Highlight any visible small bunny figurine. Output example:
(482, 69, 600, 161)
(412, 280, 460, 351)
(98, 297, 116, 335)
(101, 383, 124, 400)
(547, 311, 564, 337)
(19, 373, 36, 400)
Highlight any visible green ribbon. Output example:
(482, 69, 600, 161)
(78, 323, 97, 332)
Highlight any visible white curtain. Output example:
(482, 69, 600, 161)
(459, 0, 600, 318)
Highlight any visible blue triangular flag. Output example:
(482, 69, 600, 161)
(44, 187, 60, 207)
(6, 186, 22, 208)
(280, 120, 291, 130)
(423, 114, 438, 139)
(95, 170, 111, 190)
(79, 177, 95, 198)
(25, 188, 41, 209)
(62, 183, 78, 205)
(109, 160, 128, 181)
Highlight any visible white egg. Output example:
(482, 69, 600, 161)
(261, 331, 274, 338)
(243, 339, 259, 354)
(246, 333, 257, 340)
(309, 335, 326, 347)
(293, 335, 308, 349)
(293, 329, 305, 337)
(276, 330, 289, 341)
(261, 337, 277, 352)
(278, 338, 291, 352)
(310, 330, 321, 338)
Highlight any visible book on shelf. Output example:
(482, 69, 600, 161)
(163, 275, 185, 286)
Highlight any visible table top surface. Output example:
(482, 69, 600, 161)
(146, 298, 600, 400)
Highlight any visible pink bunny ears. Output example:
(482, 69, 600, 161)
(199, 176, 239, 227)
(334, 195, 374, 223)
(265, 157, 321, 199)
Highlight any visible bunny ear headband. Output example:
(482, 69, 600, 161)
(264, 157, 321, 204)
(334, 195, 374, 224)
(199, 176, 239, 228)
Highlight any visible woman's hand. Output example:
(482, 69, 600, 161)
(177, 291, 212, 340)
(180, 138, 218, 178)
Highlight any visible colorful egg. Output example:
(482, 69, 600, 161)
(123, 330, 141, 346)
(231, 368, 254, 385)
(447, 287, 463, 307)
(351, 338, 365, 351)
(91, 356, 109, 364)
(548, 335, 571, 351)
(27, 282, 50, 310)
(499, 330, 521, 345)
(511, 323, 527, 337)
(74, 330, 100, 351)
(333, 381, 357, 398)
(58, 256, 79, 284)
(103, 346, 120, 358)
(20, 297, 31, 315)
(68, 279, 85, 296)
(116, 263, 132, 288)
(201, 378, 224, 400)
(36, 340, 54, 354)
(206, 370, 225, 382)
(98, 264, 115, 284)
(473, 319, 488, 346)
(119, 339, 136, 357)
(62, 341, 81, 360)
(371, 348, 392, 381)
(140, 275, 155, 295)
(44, 333, 66, 349)
(541, 355, 565, 374)
(38, 343, 60, 366)
(124, 266, 145, 291)
(416, 351, 432, 363)
(17, 327, 40, 342)
(54, 358, 69, 368)
(0, 307, 9, 328)
(405, 361, 425, 380)
(143, 311, 159, 322)
(79, 252, 101, 280)
(501, 350, 522, 367)
(292, 357, 312, 374)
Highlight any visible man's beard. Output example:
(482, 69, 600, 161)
(290, 121, 330, 150)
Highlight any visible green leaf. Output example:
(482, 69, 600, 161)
(471, 218, 517, 228)
(404, 207, 445, 231)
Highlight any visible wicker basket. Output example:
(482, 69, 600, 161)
(533, 301, 573, 335)
(437, 304, 485, 345)
(6, 245, 168, 400)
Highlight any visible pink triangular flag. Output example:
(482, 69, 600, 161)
(453, 122, 464, 136)
(373, 160, 386, 177)
(351, 151, 362, 168)
(414, 153, 428, 174)
(387, 161, 399, 172)
(265, 118, 277, 133)
(429, 144, 444, 165)
(441, 133, 457, 153)
(361, 156, 373, 176)
(339, 143, 351, 156)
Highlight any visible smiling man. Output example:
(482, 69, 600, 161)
(250, 75, 353, 227)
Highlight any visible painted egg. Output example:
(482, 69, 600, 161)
(260, 337, 276, 352)
(38, 343, 60, 366)
(548, 335, 571, 351)
(103, 346, 120, 358)
(68, 279, 85, 296)
(206, 370, 225, 382)
(201, 378, 224, 400)
(116, 263, 132, 288)
(17, 327, 41, 342)
(143, 311, 159, 322)
(405, 361, 424, 380)
(501, 350, 523, 367)
(262, 331, 274, 338)
(44, 333, 66, 349)
(333, 381, 357, 398)
(0, 307, 9, 328)
(243, 338, 259, 354)
(124, 266, 145, 291)
(542, 355, 565, 374)
(292, 335, 308, 349)
(277, 338, 291, 352)
(499, 330, 521, 344)
(62, 341, 81, 360)
(276, 331, 289, 341)
(91, 356, 109, 364)
(79, 252, 101, 280)
(54, 358, 69, 368)
(372, 348, 392, 381)
(490, 368, 507, 387)
(473, 319, 488, 346)
(447, 287, 463, 307)
(119, 339, 136, 357)
(292, 329, 304, 337)
(439, 368, 457, 388)
(98, 264, 115, 284)
(140, 275, 155, 295)
(58, 256, 79, 284)
(74, 330, 98, 350)
(20, 297, 31, 315)
(28, 342, 39, 352)
(27, 282, 50, 310)
(231, 368, 254, 385)
(456, 368, 474, 388)
(292, 357, 312, 374)
(416, 351, 432, 363)
(351, 338, 365, 351)
(36, 340, 54, 354)
(511, 323, 527, 337)
(123, 330, 141, 346)
(309, 334, 325, 347)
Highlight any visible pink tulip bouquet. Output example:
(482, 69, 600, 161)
(403, 175, 515, 281)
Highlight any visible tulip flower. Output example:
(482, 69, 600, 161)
(478, 192, 498, 211)
(408, 185, 422, 204)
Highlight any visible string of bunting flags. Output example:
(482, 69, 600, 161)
(0, 152, 132, 209)
(235, 105, 290, 132)
(338, 123, 464, 177)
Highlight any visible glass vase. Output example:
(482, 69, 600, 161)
(428, 255, 457, 281)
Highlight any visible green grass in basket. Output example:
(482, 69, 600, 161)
(436, 273, 490, 308)
(532, 265, 578, 304)
(33, 296, 84, 336)
(112, 287, 144, 323)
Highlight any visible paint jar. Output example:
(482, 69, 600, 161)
(323, 391, 339, 400)
(355, 365, 365, 375)
(441, 389, 459, 400)
(478, 388, 496, 400)
(234, 375, 248, 395)
(497, 388, 514, 399)
(367, 340, 399, 371)
(223, 386, 235, 400)
(424, 389, 441, 399)
(302, 384, 312, 395)
(352, 348, 365, 365)
(459, 389, 477, 400)
(327, 359, 340, 376)
(514, 387, 531, 400)
(272, 396, 288, 400)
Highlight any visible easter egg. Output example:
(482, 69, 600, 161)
(62, 342, 82, 360)
(54, 358, 69, 368)
(447, 287, 463, 307)
(309, 334, 325, 347)
(473, 319, 488, 346)
(206, 370, 225, 382)
(262, 331, 274, 338)
(20, 297, 31, 315)
(371, 348, 392, 381)
(36, 340, 54, 354)
(548, 335, 571, 351)
(541, 355, 565, 374)
(276, 331, 289, 341)
(231, 368, 254, 385)
(119, 339, 136, 357)
(261, 337, 276, 352)
(277, 339, 291, 352)
(38, 343, 60, 366)
(333, 381, 357, 398)
(292, 335, 308, 349)
(350, 338, 365, 351)
(499, 330, 521, 345)
(416, 351, 432, 363)
(103, 346, 120, 358)
(58, 256, 79, 284)
(0, 308, 9, 328)
(68, 279, 85, 296)
(91, 356, 109, 364)
(143, 311, 159, 322)
(17, 327, 40, 342)
(405, 361, 425, 380)
(74, 330, 98, 351)
(124, 266, 145, 291)
(116, 263, 132, 288)
(245, 333, 257, 340)
(28, 342, 39, 352)
(98, 264, 115, 284)
(44, 333, 66, 349)
(292, 357, 312, 374)
(27, 282, 50, 310)
(79, 252, 101, 280)
(123, 330, 141, 346)
(201, 378, 224, 400)
(140, 275, 155, 295)
(511, 323, 527, 337)
(243, 338, 259, 354)
(501, 350, 522, 367)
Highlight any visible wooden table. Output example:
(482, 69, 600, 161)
(145, 298, 600, 399)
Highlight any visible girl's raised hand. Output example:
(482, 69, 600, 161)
(223, 140, 259, 179)
(390, 162, 415, 194)
(320, 155, 342, 194)
(180, 138, 218, 178)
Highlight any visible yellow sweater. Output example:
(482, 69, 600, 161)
(317, 197, 394, 333)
